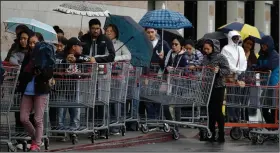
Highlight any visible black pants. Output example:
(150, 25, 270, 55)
(262, 108, 276, 124)
(208, 87, 225, 140)
(49, 107, 57, 127)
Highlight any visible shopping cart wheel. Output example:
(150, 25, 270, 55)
(230, 127, 242, 140)
(172, 129, 180, 140)
(207, 131, 212, 139)
(257, 135, 264, 145)
(163, 123, 171, 133)
(44, 138, 49, 150)
(22, 141, 27, 152)
(140, 124, 149, 134)
(121, 126, 126, 136)
(71, 134, 78, 145)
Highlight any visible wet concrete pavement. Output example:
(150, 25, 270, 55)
(93, 137, 279, 152)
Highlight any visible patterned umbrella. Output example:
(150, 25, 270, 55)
(138, 4, 192, 29)
(53, 1, 110, 30)
(53, 1, 110, 17)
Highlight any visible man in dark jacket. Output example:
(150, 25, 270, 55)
(80, 18, 115, 63)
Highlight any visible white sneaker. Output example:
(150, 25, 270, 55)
(16, 144, 23, 150)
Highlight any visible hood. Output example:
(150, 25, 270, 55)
(261, 35, 275, 52)
(204, 39, 220, 54)
(227, 31, 241, 46)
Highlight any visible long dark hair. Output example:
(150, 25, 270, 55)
(242, 37, 257, 68)
(17, 29, 33, 50)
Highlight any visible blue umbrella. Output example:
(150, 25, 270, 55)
(104, 15, 153, 67)
(138, 8, 192, 29)
(3, 17, 58, 43)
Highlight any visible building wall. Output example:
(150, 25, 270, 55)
(0, 1, 148, 59)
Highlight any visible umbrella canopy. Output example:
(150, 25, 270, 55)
(53, 1, 110, 17)
(218, 22, 265, 42)
(202, 31, 227, 40)
(104, 15, 153, 67)
(3, 17, 57, 43)
(138, 8, 192, 29)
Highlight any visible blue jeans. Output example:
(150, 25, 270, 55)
(58, 108, 80, 129)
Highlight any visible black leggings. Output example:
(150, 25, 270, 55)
(208, 87, 225, 139)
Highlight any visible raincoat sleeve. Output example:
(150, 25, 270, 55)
(221, 47, 239, 73)
(114, 41, 131, 61)
(95, 36, 116, 63)
(9, 52, 20, 65)
(237, 47, 247, 73)
(257, 50, 279, 71)
(218, 54, 231, 77)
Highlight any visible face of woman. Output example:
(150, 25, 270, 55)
(105, 26, 117, 40)
(57, 33, 64, 37)
(29, 36, 39, 50)
(243, 39, 253, 52)
(55, 42, 65, 52)
(185, 44, 193, 55)
(203, 43, 213, 55)
(20, 33, 29, 48)
(172, 39, 181, 53)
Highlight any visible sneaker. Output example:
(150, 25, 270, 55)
(29, 143, 40, 152)
(16, 144, 23, 150)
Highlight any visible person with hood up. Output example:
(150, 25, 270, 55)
(202, 39, 231, 143)
(255, 35, 279, 124)
(221, 30, 247, 122)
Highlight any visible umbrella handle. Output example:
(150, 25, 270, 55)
(80, 16, 83, 31)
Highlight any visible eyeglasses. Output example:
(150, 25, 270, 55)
(172, 43, 179, 46)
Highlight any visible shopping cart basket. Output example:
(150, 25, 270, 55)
(0, 62, 21, 152)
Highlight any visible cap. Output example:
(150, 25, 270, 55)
(67, 37, 85, 47)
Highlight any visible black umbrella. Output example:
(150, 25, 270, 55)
(158, 29, 182, 46)
(196, 31, 228, 52)
(202, 31, 227, 40)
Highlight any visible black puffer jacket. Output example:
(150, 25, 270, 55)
(80, 32, 115, 63)
(202, 39, 230, 88)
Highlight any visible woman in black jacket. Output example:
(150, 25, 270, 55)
(201, 39, 230, 143)
(18, 42, 55, 151)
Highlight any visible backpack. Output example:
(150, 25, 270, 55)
(32, 42, 56, 70)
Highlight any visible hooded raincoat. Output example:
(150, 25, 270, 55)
(256, 36, 279, 86)
(202, 39, 231, 88)
(221, 31, 247, 75)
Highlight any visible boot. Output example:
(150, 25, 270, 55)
(217, 131, 225, 143)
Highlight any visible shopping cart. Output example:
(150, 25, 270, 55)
(139, 63, 166, 133)
(109, 62, 130, 136)
(125, 66, 142, 129)
(0, 62, 21, 152)
(140, 66, 216, 140)
(223, 71, 277, 142)
(249, 85, 279, 144)
(48, 63, 98, 144)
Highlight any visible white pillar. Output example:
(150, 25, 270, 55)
(197, 1, 215, 39)
(255, 1, 272, 35)
(227, 1, 245, 23)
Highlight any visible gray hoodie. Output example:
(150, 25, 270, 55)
(202, 39, 231, 88)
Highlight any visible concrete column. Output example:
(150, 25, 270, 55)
(227, 1, 245, 23)
(255, 1, 272, 35)
(197, 1, 215, 39)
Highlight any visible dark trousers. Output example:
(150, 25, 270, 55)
(49, 107, 57, 127)
(208, 87, 225, 140)
(262, 108, 276, 124)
